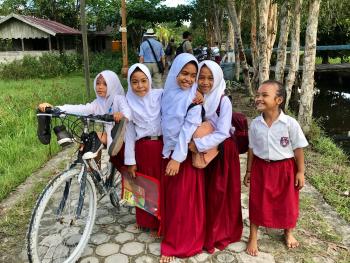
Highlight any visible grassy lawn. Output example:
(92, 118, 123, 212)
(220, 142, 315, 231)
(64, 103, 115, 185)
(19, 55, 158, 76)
(0, 75, 91, 201)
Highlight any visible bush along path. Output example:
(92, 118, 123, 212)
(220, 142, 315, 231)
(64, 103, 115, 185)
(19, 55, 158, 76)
(0, 88, 349, 263)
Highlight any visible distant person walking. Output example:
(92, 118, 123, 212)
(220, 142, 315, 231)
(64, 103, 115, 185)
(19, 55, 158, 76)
(139, 29, 165, 89)
(175, 31, 194, 56)
(165, 38, 176, 69)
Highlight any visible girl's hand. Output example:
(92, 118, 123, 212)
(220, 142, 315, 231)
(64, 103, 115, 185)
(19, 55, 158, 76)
(38, 102, 53, 112)
(165, 159, 180, 176)
(188, 141, 198, 153)
(295, 172, 305, 189)
(113, 112, 124, 122)
(127, 165, 137, 178)
(193, 90, 204, 105)
(243, 171, 251, 187)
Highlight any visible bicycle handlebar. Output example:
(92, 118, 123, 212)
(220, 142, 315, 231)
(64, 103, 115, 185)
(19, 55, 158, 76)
(37, 107, 115, 123)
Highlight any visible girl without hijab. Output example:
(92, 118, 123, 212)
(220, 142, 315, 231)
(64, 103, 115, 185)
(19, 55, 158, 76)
(191, 60, 242, 253)
(160, 53, 205, 262)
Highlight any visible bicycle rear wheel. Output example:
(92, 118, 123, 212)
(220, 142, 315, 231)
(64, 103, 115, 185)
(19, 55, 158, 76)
(27, 164, 97, 263)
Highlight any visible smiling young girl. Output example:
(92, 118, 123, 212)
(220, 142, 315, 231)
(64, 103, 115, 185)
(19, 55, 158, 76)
(160, 53, 205, 262)
(124, 63, 163, 231)
(189, 60, 242, 253)
(245, 80, 308, 256)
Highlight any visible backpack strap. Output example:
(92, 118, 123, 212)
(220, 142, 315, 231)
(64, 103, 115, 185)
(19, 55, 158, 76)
(215, 95, 225, 117)
(186, 103, 205, 121)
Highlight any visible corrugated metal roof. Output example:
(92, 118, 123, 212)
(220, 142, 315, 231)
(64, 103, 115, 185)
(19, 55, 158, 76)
(0, 14, 81, 36)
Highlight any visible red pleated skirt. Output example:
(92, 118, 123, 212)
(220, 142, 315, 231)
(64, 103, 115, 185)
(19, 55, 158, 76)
(249, 156, 299, 229)
(204, 138, 243, 253)
(110, 139, 164, 230)
(161, 155, 205, 258)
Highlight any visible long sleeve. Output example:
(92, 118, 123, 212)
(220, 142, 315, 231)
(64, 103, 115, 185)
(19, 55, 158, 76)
(194, 96, 232, 152)
(57, 102, 96, 115)
(113, 95, 132, 121)
(124, 121, 137, 165)
(171, 105, 202, 163)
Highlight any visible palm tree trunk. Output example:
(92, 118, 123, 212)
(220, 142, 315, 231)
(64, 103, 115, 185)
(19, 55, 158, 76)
(266, 2, 278, 65)
(250, 0, 259, 89)
(258, 0, 270, 84)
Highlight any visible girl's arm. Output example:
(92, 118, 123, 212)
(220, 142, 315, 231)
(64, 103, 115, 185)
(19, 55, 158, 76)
(124, 121, 137, 177)
(193, 96, 232, 152)
(244, 148, 253, 187)
(113, 95, 132, 121)
(294, 148, 305, 189)
(166, 105, 202, 176)
(57, 102, 96, 115)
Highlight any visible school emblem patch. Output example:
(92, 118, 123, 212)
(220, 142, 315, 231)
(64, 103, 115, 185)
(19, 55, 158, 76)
(280, 137, 289, 147)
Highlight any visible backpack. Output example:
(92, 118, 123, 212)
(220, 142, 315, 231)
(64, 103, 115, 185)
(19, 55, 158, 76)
(175, 40, 187, 56)
(216, 96, 249, 154)
(165, 44, 172, 56)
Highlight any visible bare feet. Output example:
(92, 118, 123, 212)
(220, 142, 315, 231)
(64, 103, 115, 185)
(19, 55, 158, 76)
(159, 255, 175, 263)
(246, 235, 259, 256)
(284, 229, 299, 248)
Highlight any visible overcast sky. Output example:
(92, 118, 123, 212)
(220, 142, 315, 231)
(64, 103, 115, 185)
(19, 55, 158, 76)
(163, 0, 189, 7)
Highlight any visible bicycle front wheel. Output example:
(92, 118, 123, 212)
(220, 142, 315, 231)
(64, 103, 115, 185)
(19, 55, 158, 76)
(27, 164, 97, 263)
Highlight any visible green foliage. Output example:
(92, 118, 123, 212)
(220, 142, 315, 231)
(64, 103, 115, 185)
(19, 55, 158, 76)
(0, 76, 88, 201)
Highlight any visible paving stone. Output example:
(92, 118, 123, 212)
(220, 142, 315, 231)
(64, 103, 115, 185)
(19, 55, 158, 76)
(312, 257, 335, 263)
(95, 243, 120, 257)
(96, 215, 115, 225)
(227, 241, 247, 253)
(80, 256, 99, 263)
(135, 255, 158, 263)
(65, 234, 82, 247)
(237, 251, 275, 263)
(188, 252, 211, 262)
(96, 208, 109, 217)
(258, 238, 284, 254)
(40, 234, 63, 247)
(112, 225, 123, 233)
(120, 241, 145, 256)
(105, 253, 128, 263)
(148, 242, 161, 256)
(118, 214, 135, 224)
(125, 224, 142, 233)
(212, 251, 237, 263)
(114, 232, 134, 243)
(137, 232, 155, 243)
(81, 245, 94, 257)
(242, 209, 249, 220)
(90, 233, 110, 245)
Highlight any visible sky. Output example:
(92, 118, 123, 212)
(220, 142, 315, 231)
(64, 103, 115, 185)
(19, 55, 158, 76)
(163, 0, 189, 7)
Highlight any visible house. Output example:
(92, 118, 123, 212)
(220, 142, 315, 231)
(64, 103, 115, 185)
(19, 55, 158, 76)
(0, 14, 113, 63)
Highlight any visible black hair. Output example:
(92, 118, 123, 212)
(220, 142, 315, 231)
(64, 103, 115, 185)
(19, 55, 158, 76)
(186, 60, 198, 71)
(183, 31, 191, 39)
(261, 79, 286, 111)
(130, 66, 144, 79)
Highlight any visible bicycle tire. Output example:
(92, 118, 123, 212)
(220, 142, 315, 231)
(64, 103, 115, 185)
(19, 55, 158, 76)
(109, 170, 122, 210)
(26, 164, 97, 263)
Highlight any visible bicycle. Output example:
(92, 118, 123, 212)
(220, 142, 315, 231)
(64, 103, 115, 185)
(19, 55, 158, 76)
(26, 107, 125, 263)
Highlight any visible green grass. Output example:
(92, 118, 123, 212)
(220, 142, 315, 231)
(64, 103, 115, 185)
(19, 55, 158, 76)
(0, 75, 90, 201)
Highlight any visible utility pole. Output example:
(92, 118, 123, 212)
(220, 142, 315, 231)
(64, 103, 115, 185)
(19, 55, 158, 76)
(80, 0, 91, 99)
(120, 0, 128, 77)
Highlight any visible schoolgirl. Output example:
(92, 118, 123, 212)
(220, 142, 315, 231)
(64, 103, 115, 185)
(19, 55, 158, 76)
(245, 80, 308, 256)
(123, 63, 163, 230)
(189, 60, 243, 253)
(38, 70, 131, 157)
(160, 53, 205, 262)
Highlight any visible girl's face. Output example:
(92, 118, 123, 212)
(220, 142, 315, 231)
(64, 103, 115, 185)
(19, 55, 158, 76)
(96, 75, 108, 97)
(131, 70, 149, 97)
(255, 84, 283, 112)
(198, 66, 214, 94)
(176, 63, 197, 90)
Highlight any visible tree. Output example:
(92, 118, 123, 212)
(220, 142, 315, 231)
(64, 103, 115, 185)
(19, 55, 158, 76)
(257, 0, 270, 84)
(285, 0, 302, 109)
(298, 0, 321, 135)
(250, 0, 259, 88)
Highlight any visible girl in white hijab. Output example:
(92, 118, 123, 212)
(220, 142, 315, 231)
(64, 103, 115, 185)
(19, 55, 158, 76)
(122, 63, 163, 231)
(38, 70, 131, 156)
(190, 60, 243, 253)
(160, 53, 205, 262)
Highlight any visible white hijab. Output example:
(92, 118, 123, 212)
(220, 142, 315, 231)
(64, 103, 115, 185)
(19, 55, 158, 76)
(161, 53, 198, 138)
(93, 70, 124, 114)
(198, 60, 226, 118)
(126, 63, 162, 129)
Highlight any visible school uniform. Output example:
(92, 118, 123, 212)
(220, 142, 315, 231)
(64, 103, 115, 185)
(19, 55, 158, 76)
(57, 70, 131, 151)
(123, 63, 163, 230)
(194, 60, 242, 253)
(161, 53, 205, 258)
(248, 111, 308, 229)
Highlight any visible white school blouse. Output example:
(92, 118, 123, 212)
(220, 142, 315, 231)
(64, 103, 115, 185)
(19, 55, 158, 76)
(58, 95, 131, 150)
(193, 96, 232, 152)
(124, 90, 163, 166)
(162, 105, 202, 163)
(248, 111, 308, 161)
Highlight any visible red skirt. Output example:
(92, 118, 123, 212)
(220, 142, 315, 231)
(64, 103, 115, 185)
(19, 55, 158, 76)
(204, 138, 243, 253)
(161, 155, 205, 258)
(249, 156, 299, 229)
(110, 139, 164, 230)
